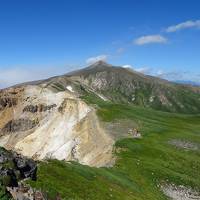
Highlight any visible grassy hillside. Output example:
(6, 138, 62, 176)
(26, 93, 200, 200)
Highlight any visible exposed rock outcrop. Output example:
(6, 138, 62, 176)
(6, 184, 46, 200)
(0, 147, 37, 198)
(2, 119, 39, 133)
(0, 85, 114, 167)
(23, 104, 57, 113)
(0, 98, 17, 111)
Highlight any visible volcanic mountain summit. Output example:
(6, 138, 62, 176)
(67, 61, 200, 113)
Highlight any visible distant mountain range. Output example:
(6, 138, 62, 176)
(64, 61, 200, 113)
(174, 80, 200, 86)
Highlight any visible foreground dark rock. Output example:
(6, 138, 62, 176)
(7, 183, 46, 200)
(0, 147, 37, 199)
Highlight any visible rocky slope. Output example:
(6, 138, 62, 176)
(0, 147, 37, 199)
(66, 61, 200, 113)
(0, 84, 113, 167)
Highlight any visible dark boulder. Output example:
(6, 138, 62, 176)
(0, 147, 37, 193)
(0, 167, 18, 187)
(13, 154, 37, 180)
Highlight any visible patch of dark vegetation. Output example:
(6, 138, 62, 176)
(23, 104, 57, 113)
(2, 118, 39, 133)
(51, 82, 66, 91)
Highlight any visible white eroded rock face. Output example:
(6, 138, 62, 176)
(0, 85, 113, 167)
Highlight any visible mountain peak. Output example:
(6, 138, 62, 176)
(88, 60, 112, 68)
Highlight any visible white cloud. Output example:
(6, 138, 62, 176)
(117, 47, 125, 54)
(122, 65, 152, 74)
(166, 20, 200, 32)
(156, 69, 165, 76)
(86, 55, 108, 64)
(135, 67, 152, 74)
(122, 65, 152, 75)
(122, 64, 132, 68)
(134, 35, 167, 45)
(116, 47, 125, 54)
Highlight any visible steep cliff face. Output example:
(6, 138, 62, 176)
(0, 84, 113, 167)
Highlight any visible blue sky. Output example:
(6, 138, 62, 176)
(0, 0, 200, 87)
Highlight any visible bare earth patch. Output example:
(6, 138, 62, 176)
(161, 184, 200, 200)
(102, 119, 140, 140)
(168, 139, 200, 151)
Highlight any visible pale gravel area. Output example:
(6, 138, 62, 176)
(102, 119, 139, 140)
(161, 184, 200, 200)
(168, 139, 200, 151)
